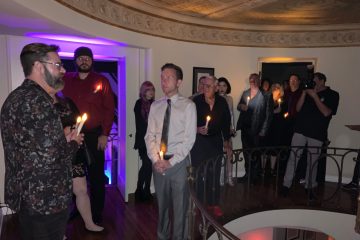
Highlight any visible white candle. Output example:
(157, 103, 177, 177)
(205, 115, 211, 129)
(246, 96, 250, 106)
(159, 151, 164, 161)
(75, 116, 82, 129)
(77, 113, 88, 135)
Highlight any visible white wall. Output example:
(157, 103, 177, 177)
(1, 0, 360, 205)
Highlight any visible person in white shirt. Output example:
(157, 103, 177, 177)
(145, 63, 197, 240)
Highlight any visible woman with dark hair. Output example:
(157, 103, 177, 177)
(134, 81, 155, 201)
(53, 94, 104, 234)
(261, 83, 286, 176)
(218, 77, 235, 186)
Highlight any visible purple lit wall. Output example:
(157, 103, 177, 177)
(117, 57, 127, 193)
(25, 33, 127, 186)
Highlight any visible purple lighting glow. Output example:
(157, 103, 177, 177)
(58, 52, 118, 61)
(26, 33, 124, 46)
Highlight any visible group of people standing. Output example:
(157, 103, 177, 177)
(134, 65, 339, 239)
(1, 40, 340, 240)
(1, 43, 114, 239)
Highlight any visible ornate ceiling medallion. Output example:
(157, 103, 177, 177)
(56, 0, 360, 47)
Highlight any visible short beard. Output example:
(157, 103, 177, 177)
(77, 63, 92, 73)
(44, 67, 64, 91)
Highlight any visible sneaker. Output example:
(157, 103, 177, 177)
(342, 181, 358, 191)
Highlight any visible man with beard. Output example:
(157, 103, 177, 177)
(0, 43, 83, 240)
(62, 46, 115, 224)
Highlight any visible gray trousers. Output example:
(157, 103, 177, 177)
(283, 132, 323, 189)
(153, 157, 189, 240)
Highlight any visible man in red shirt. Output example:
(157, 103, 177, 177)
(62, 46, 115, 223)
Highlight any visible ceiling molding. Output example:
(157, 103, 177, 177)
(56, 0, 360, 47)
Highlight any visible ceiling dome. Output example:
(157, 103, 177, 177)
(56, 0, 360, 47)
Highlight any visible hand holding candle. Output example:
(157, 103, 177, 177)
(75, 116, 82, 129)
(77, 113, 88, 136)
(205, 115, 211, 129)
(246, 96, 250, 106)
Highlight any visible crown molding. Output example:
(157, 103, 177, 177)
(56, 0, 360, 47)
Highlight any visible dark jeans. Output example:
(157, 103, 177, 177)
(137, 147, 153, 193)
(241, 130, 261, 179)
(84, 130, 106, 220)
(19, 208, 69, 240)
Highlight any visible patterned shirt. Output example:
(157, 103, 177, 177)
(1, 79, 78, 215)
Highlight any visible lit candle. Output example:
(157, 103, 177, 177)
(75, 116, 82, 129)
(159, 151, 164, 161)
(93, 84, 102, 93)
(205, 115, 211, 129)
(277, 98, 282, 109)
(77, 113, 88, 135)
(246, 96, 250, 106)
(284, 112, 289, 118)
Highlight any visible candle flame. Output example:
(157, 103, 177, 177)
(82, 113, 88, 121)
(94, 84, 102, 93)
(284, 112, 289, 118)
(206, 115, 211, 121)
(247, 96, 250, 100)
(76, 116, 82, 123)
(159, 151, 164, 160)
(278, 98, 282, 103)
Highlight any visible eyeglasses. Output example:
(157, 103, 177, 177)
(40, 61, 64, 70)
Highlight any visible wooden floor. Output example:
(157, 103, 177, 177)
(1, 179, 358, 240)
(1, 186, 158, 240)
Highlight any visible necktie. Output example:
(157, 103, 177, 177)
(160, 99, 171, 153)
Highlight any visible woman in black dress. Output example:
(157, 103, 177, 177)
(134, 81, 155, 201)
(54, 94, 104, 232)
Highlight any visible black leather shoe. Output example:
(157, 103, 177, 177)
(342, 181, 358, 191)
(143, 191, 153, 201)
(237, 174, 249, 183)
(279, 186, 289, 197)
(305, 189, 316, 200)
(135, 188, 144, 202)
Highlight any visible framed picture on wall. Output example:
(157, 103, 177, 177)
(192, 67, 215, 94)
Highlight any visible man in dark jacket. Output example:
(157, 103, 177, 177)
(236, 73, 273, 182)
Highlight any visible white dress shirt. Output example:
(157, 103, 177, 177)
(145, 93, 197, 166)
